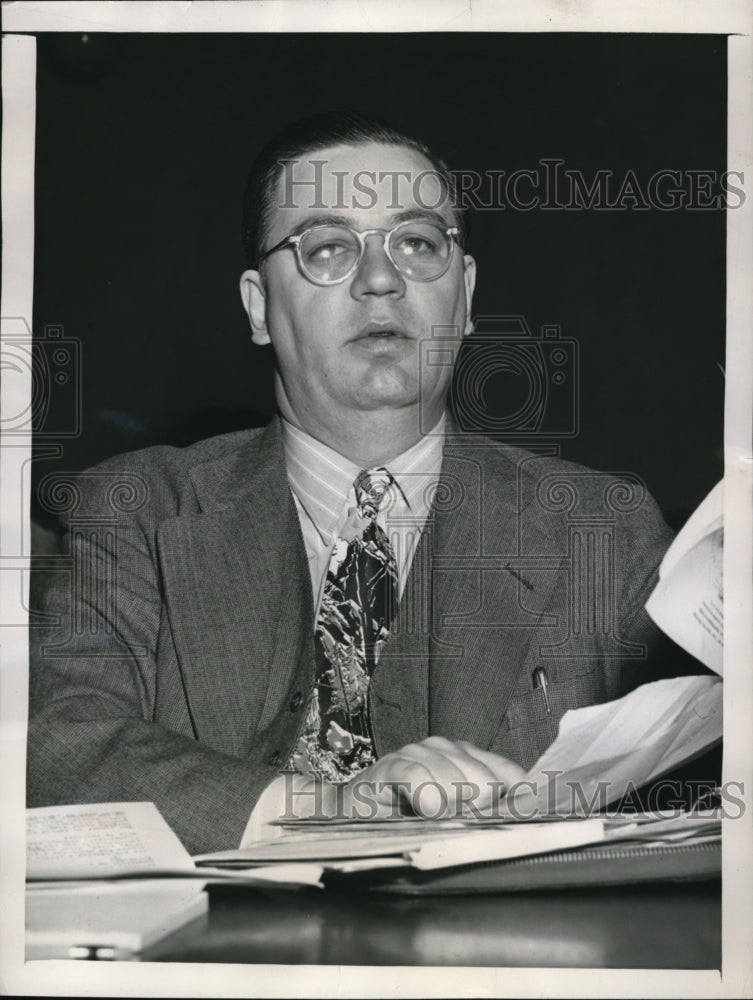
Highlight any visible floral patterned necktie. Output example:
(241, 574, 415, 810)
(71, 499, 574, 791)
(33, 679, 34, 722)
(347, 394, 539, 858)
(287, 468, 398, 782)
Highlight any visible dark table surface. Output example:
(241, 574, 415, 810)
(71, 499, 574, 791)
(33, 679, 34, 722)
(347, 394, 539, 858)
(143, 879, 720, 968)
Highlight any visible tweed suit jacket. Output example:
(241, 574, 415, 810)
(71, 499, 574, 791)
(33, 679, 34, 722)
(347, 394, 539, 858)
(28, 416, 674, 853)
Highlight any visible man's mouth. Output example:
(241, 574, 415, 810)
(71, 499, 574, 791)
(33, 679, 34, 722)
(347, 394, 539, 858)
(354, 322, 410, 341)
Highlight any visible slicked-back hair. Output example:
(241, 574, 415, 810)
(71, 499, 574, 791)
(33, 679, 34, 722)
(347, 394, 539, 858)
(241, 109, 468, 271)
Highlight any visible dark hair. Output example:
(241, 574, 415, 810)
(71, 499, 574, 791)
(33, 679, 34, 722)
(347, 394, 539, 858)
(241, 109, 468, 270)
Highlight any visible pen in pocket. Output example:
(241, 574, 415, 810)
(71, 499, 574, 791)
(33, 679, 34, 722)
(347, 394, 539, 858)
(532, 667, 551, 715)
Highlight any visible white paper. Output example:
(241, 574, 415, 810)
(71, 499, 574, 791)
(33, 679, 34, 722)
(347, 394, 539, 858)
(510, 675, 723, 816)
(645, 481, 724, 673)
(198, 826, 474, 865)
(27, 801, 325, 886)
(26, 802, 195, 880)
(406, 818, 605, 870)
(200, 817, 606, 871)
(603, 810, 721, 844)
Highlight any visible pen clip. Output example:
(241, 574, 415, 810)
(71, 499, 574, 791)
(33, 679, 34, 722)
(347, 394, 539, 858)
(532, 667, 551, 715)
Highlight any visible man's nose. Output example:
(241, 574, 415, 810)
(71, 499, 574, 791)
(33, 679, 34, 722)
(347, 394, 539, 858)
(349, 233, 406, 298)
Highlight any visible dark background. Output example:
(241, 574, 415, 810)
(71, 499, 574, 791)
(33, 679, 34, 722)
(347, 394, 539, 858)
(31, 32, 726, 530)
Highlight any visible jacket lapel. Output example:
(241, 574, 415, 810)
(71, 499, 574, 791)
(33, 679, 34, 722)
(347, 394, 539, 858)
(156, 418, 314, 756)
(427, 434, 560, 751)
(372, 429, 561, 757)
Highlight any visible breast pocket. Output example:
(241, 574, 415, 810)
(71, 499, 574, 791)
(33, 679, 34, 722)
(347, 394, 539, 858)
(489, 664, 607, 772)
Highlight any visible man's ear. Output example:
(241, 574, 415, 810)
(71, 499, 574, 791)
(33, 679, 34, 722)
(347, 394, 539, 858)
(239, 270, 270, 346)
(462, 254, 477, 338)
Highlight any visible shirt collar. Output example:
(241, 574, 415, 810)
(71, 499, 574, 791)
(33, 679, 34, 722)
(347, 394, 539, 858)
(281, 415, 446, 544)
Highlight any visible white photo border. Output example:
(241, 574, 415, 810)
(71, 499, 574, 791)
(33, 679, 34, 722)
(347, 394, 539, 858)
(2, 2, 751, 997)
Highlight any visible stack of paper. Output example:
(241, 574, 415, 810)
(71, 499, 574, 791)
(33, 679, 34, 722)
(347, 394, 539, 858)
(194, 809, 721, 894)
(601, 810, 721, 848)
(196, 817, 607, 873)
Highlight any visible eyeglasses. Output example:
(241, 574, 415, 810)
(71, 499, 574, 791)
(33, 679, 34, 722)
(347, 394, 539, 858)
(256, 219, 462, 285)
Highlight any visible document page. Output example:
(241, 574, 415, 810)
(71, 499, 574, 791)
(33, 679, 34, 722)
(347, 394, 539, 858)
(510, 675, 723, 816)
(645, 480, 723, 674)
(27, 802, 195, 880)
(27, 801, 325, 886)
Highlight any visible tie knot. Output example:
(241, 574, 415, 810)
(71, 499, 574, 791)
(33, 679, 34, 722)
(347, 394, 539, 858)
(355, 468, 393, 519)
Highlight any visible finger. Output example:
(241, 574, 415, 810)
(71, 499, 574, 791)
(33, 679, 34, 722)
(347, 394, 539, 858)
(413, 738, 527, 811)
(360, 739, 527, 817)
(454, 741, 527, 787)
(390, 745, 470, 817)
(366, 751, 469, 818)
(389, 739, 510, 815)
(395, 741, 469, 785)
(362, 755, 438, 815)
(413, 737, 509, 801)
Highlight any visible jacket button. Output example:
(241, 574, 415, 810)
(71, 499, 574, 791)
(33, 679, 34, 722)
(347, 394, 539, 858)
(268, 750, 282, 767)
(289, 691, 303, 712)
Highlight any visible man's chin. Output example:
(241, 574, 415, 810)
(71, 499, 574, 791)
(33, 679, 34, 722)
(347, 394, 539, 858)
(352, 388, 420, 413)
(352, 366, 423, 409)
(344, 364, 453, 421)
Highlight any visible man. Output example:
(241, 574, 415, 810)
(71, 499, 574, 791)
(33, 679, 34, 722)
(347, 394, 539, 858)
(28, 111, 677, 854)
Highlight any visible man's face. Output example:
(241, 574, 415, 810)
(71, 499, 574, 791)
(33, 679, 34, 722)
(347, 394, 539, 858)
(240, 142, 475, 437)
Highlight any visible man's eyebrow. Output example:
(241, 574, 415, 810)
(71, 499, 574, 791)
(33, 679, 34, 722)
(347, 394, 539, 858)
(388, 208, 454, 228)
(283, 209, 455, 237)
(286, 215, 357, 237)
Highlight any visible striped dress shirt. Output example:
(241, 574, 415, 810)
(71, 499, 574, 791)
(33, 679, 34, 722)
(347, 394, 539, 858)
(281, 415, 446, 615)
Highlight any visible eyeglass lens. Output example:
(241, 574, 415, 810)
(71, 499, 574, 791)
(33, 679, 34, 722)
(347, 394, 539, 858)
(298, 222, 452, 283)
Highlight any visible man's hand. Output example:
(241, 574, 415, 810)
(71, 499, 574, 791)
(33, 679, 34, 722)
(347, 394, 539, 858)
(340, 736, 526, 820)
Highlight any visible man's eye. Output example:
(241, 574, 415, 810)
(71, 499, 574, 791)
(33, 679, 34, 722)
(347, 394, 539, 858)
(394, 234, 440, 256)
(308, 242, 351, 261)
